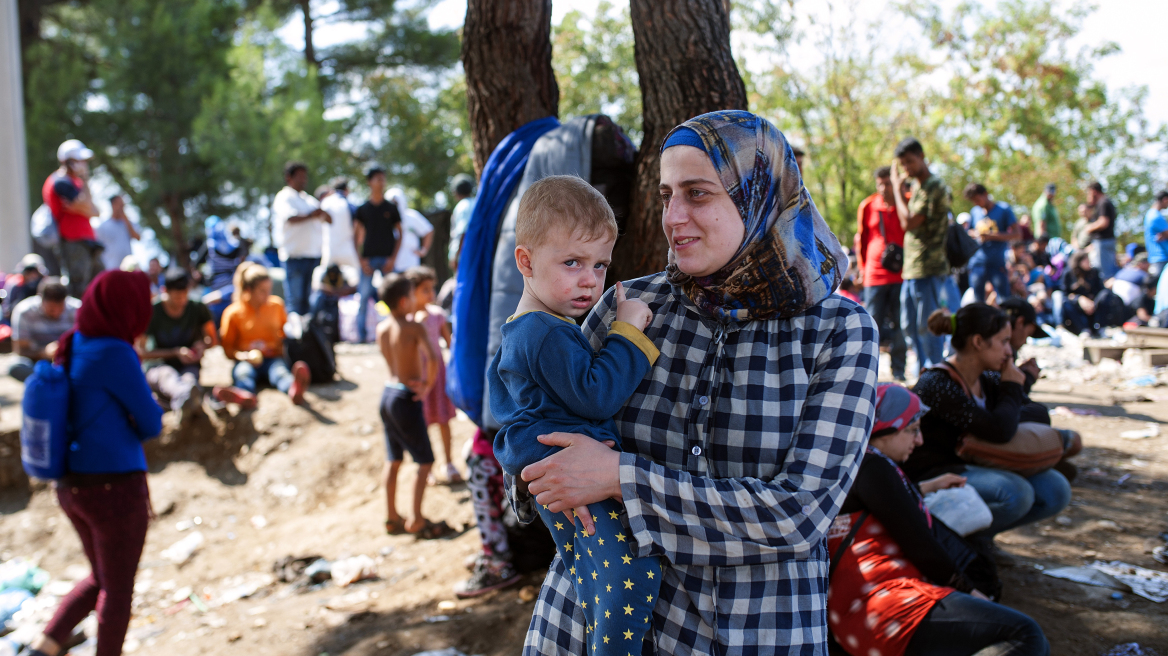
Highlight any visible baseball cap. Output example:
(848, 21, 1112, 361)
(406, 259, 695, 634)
(57, 139, 94, 162)
(18, 253, 47, 275)
(1044, 183, 1057, 194)
(999, 298, 1049, 339)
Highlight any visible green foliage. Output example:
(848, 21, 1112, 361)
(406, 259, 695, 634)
(552, 1, 641, 140)
(748, 0, 1167, 242)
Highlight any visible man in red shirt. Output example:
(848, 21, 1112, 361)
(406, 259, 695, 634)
(856, 166, 907, 381)
(43, 139, 103, 298)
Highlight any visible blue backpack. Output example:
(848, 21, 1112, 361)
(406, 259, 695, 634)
(20, 360, 71, 480)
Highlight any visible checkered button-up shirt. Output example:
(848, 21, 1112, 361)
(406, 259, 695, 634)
(521, 273, 878, 656)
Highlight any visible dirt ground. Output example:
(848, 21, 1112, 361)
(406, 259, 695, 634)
(0, 339, 1166, 656)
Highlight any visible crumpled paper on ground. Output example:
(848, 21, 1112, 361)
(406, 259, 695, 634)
(1044, 560, 1168, 603)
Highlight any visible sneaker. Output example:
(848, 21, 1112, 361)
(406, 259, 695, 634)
(175, 387, 206, 429)
(213, 386, 257, 410)
(289, 361, 311, 405)
(453, 557, 522, 599)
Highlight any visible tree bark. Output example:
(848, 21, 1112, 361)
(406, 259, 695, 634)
(460, 0, 558, 176)
(300, 0, 316, 68)
(162, 192, 190, 268)
(612, 0, 748, 283)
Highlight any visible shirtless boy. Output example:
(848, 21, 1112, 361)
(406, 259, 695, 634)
(376, 274, 454, 539)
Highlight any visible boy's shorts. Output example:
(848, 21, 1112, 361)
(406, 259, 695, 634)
(379, 384, 435, 464)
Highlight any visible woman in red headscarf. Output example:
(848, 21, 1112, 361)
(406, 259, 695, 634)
(827, 384, 1048, 656)
(28, 270, 163, 656)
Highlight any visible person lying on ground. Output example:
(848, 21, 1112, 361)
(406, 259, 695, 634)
(829, 383, 1049, 656)
(376, 274, 452, 539)
(908, 304, 1072, 554)
(8, 277, 79, 382)
(214, 262, 311, 408)
(514, 111, 875, 656)
(26, 270, 163, 656)
(136, 269, 217, 428)
(489, 175, 661, 655)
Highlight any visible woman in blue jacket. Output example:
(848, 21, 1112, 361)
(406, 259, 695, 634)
(28, 270, 162, 656)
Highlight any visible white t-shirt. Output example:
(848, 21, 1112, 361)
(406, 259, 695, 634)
(271, 186, 323, 260)
(94, 217, 138, 270)
(321, 192, 360, 269)
(394, 209, 434, 271)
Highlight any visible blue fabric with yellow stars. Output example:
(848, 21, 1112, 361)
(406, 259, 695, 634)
(537, 499, 662, 655)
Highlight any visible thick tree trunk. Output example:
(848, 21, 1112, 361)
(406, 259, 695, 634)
(612, 0, 748, 283)
(162, 193, 190, 268)
(300, 0, 316, 68)
(461, 0, 558, 176)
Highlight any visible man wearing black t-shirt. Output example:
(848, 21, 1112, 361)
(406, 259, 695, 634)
(1085, 180, 1118, 280)
(138, 270, 216, 427)
(353, 166, 402, 342)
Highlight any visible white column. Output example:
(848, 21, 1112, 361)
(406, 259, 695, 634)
(0, 0, 30, 271)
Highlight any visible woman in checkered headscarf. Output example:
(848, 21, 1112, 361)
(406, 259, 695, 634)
(517, 111, 878, 655)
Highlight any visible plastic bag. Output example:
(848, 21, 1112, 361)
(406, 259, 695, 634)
(0, 560, 50, 595)
(161, 532, 205, 565)
(330, 555, 376, 587)
(924, 485, 993, 536)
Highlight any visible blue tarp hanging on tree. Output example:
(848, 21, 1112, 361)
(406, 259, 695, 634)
(447, 115, 560, 425)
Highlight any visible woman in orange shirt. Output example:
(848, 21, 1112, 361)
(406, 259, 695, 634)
(213, 262, 310, 408)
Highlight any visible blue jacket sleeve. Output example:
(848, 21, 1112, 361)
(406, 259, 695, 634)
(528, 321, 658, 422)
(107, 346, 164, 440)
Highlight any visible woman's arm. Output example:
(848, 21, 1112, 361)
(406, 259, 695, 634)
(220, 310, 240, 360)
(852, 459, 969, 590)
(916, 371, 1025, 444)
(107, 344, 164, 439)
(528, 304, 879, 566)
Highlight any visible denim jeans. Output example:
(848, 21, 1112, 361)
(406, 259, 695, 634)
(863, 283, 907, 379)
(901, 275, 947, 370)
(963, 465, 1071, 536)
(904, 591, 1049, 656)
(232, 358, 293, 394)
(357, 256, 389, 342)
(968, 265, 1011, 304)
(1089, 238, 1118, 280)
(8, 356, 34, 382)
(282, 257, 320, 316)
(145, 364, 201, 412)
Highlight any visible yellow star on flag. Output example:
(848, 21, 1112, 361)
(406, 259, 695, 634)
(597, 538, 605, 545)
(564, 543, 573, 552)
(603, 560, 610, 568)
(623, 629, 634, 639)
(623, 579, 634, 590)
(603, 635, 610, 644)
(570, 566, 576, 575)
(616, 532, 626, 542)
(623, 604, 634, 616)
(646, 570, 655, 579)
(554, 521, 563, 530)
(587, 549, 593, 557)
(593, 515, 599, 522)
(581, 601, 588, 609)
(621, 555, 632, 565)
(542, 504, 549, 509)
(604, 610, 611, 618)
(575, 553, 581, 560)
(592, 571, 598, 580)
(609, 510, 620, 519)
(595, 595, 600, 604)
(578, 576, 584, 584)
(606, 584, 612, 592)
(646, 594, 654, 603)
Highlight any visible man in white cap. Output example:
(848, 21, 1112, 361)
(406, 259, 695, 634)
(42, 139, 104, 297)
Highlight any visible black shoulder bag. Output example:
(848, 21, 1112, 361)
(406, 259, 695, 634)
(877, 209, 904, 273)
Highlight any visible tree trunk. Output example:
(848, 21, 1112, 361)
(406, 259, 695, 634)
(162, 192, 190, 268)
(612, 0, 748, 283)
(300, 0, 316, 68)
(461, 0, 558, 176)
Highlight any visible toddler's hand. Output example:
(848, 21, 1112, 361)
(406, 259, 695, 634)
(614, 281, 652, 331)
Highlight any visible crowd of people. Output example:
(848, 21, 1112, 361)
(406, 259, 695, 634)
(5, 113, 1167, 656)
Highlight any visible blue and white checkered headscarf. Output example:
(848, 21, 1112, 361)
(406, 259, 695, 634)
(662, 110, 847, 321)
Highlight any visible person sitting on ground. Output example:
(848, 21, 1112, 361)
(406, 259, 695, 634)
(829, 383, 1049, 656)
(1108, 252, 1155, 325)
(309, 264, 355, 344)
(376, 274, 453, 539)
(215, 262, 311, 408)
(489, 177, 662, 655)
(907, 304, 1071, 553)
(998, 298, 1048, 395)
(404, 266, 462, 484)
(2, 254, 47, 325)
(25, 270, 163, 656)
(196, 216, 250, 328)
(8, 277, 80, 382)
(1054, 250, 1115, 336)
(137, 269, 217, 427)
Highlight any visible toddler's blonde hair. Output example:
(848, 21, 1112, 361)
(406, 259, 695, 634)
(516, 175, 617, 249)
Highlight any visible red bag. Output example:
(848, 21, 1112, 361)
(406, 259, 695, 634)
(932, 362, 1064, 477)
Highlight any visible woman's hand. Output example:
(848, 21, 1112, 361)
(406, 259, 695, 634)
(523, 433, 621, 536)
(999, 358, 1026, 385)
(919, 473, 966, 494)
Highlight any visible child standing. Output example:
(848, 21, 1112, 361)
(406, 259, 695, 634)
(404, 265, 462, 484)
(376, 274, 455, 540)
(488, 175, 661, 654)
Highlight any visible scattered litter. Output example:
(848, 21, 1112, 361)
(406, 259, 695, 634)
(1092, 520, 1123, 532)
(1102, 643, 1161, 656)
(411, 650, 469, 656)
(1110, 592, 1124, 599)
(250, 515, 268, 529)
(0, 589, 33, 627)
(325, 589, 370, 611)
(1154, 546, 1167, 565)
(1122, 375, 1160, 388)
(1043, 565, 1127, 591)
(378, 546, 394, 557)
(1052, 406, 1100, 417)
(423, 615, 451, 623)
(304, 559, 333, 584)
(1055, 515, 1073, 526)
(331, 555, 377, 587)
(188, 592, 209, 613)
(1116, 474, 1132, 486)
(160, 532, 205, 565)
(437, 600, 458, 611)
(1091, 561, 1168, 603)
(212, 573, 274, 606)
(1120, 423, 1161, 440)
(0, 560, 50, 595)
(924, 486, 993, 536)
(175, 520, 194, 532)
(267, 483, 299, 499)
